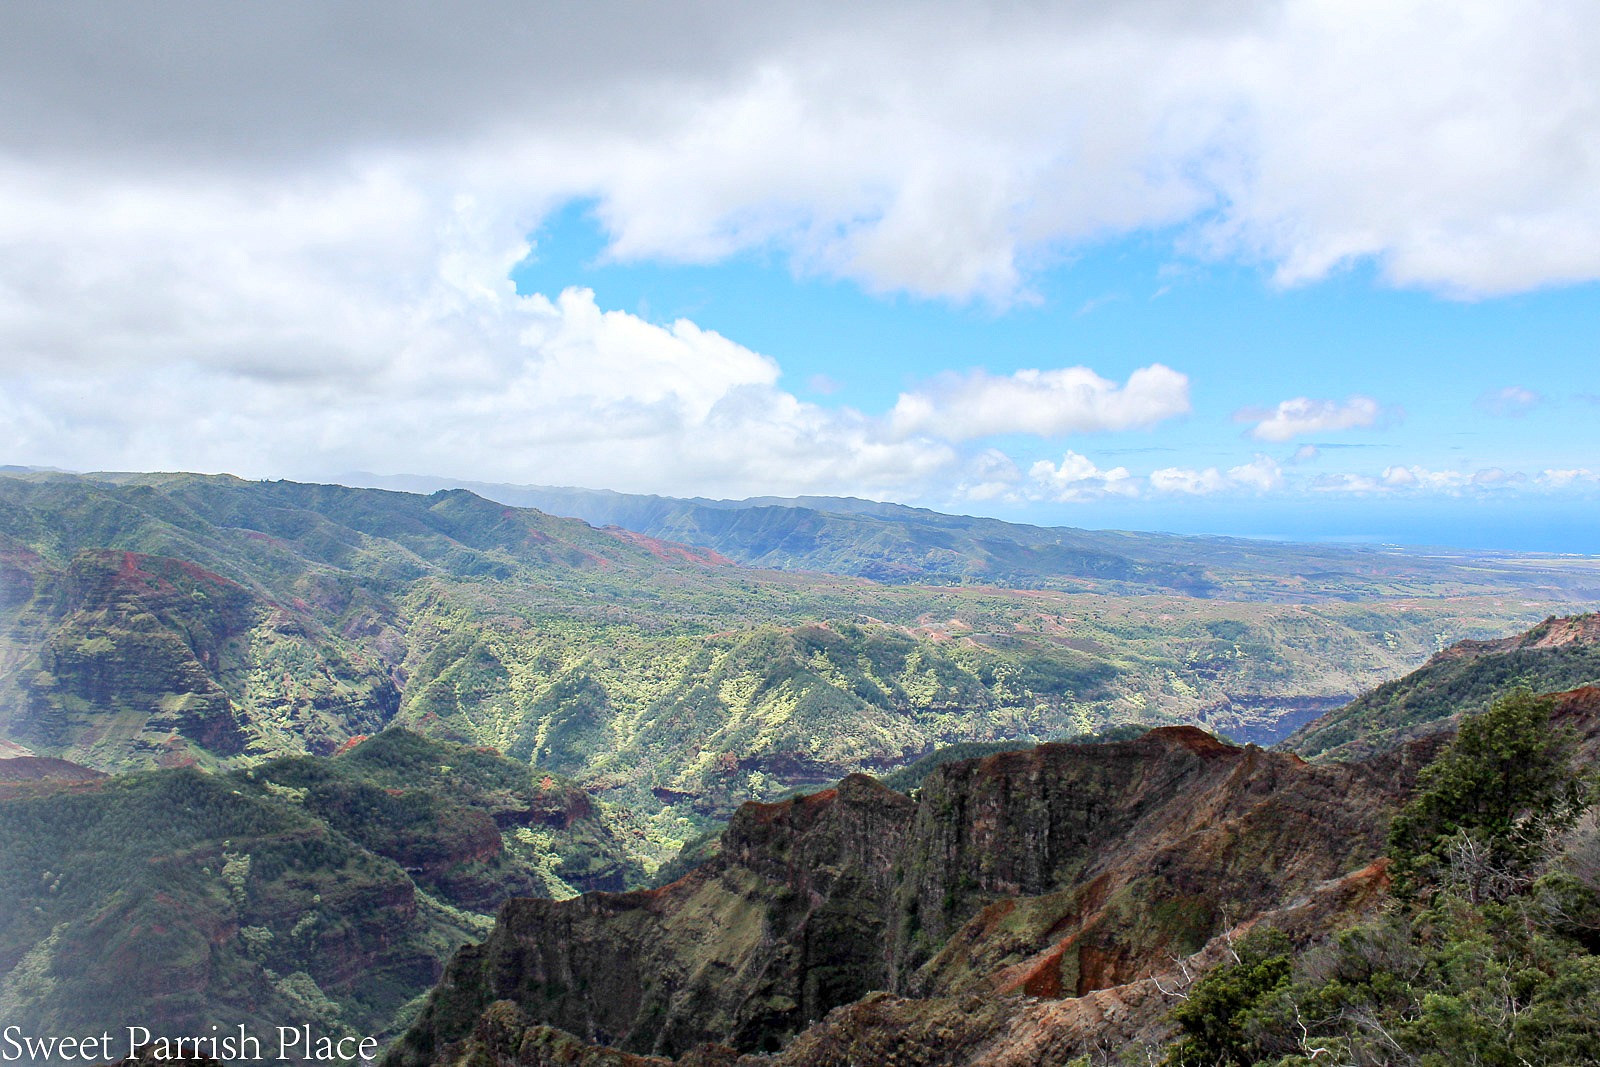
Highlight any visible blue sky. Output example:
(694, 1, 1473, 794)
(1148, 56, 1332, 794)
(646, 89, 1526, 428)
(513, 201, 1600, 549)
(2, 2, 1598, 551)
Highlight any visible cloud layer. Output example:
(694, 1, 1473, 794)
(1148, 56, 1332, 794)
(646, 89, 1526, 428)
(3, 2, 1599, 500)
(10, 1, 1592, 301)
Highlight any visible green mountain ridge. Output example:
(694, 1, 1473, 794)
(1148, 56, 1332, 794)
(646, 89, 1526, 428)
(347, 473, 1600, 602)
(1284, 611, 1600, 761)
(1, 470, 1591, 873)
(0, 730, 634, 1050)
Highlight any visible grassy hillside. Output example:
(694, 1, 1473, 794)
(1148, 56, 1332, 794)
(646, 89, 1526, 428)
(0, 730, 634, 1045)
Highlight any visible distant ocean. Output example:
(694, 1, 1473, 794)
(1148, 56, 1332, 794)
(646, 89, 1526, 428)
(995, 497, 1599, 555)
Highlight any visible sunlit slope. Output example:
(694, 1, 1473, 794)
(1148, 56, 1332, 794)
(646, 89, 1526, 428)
(1284, 612, 1600, 761)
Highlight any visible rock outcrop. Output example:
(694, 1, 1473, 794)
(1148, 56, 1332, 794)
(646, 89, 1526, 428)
(391, 726, 1435, 1066)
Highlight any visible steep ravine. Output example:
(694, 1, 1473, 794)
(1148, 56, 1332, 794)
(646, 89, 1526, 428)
(389, 725, 1438, 1066)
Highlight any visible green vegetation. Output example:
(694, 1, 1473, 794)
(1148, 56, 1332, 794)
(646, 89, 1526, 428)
(1167, 930, 1295, 1067)
(3, 467, 1597, 1067)
(1285, 616, 1600, 761)
(1165, 693, 1600, 1066)
(0, 471, 1588, 873)
(1386, 691, 1588, 899)
(0, 730, 635, 1046)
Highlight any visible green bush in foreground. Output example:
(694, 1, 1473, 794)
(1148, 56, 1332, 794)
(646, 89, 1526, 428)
(1165, 691, 1600, 1066)
(1387, 690, 1588, 901)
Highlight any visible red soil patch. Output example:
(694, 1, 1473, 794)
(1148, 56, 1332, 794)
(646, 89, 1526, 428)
(1017, 935, 1083, 999)
(603, 527, 735, 567)
(1143, 725, 1237, 756)
(0, 756, 105, 782)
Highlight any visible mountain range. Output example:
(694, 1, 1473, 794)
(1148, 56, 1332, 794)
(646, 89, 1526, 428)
(347, 472, 1600, 602)
(2, 469, 1599, 1062)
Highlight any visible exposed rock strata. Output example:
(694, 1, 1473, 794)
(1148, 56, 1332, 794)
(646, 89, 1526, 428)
(392, 726, 1437, 1066)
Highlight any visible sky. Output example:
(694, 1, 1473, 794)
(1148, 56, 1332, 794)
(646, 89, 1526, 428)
(1, 1, 1598, 551)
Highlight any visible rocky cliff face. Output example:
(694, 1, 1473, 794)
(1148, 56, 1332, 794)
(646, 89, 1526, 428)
(394, 774, 916, 1063)
(2, 550, 256, 763)
(1284, 611, 1600, 760)
(391, 726, 1434, 1066)
(892, 727, 1432, 1001)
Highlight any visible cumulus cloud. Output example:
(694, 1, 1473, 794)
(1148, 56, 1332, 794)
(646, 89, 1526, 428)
(954, 450, 1025, 502)
(0, 295, 953, 499)
(1537, 468, 1597, 488)
(3, 2, 1600, 496)
(1311, 473, 1384, 494)
(0, 156, 1179, 499)
(1475, 385, 1544, 417)
(1309, 464, 1551, 494)
(1027, 451, 1138, 502)
(1238, 396, 1389, 442)
(1470, 467, 1527, 488)
(1148, 454, 1283, 496)
(1227, 455, 1285, 492)
(1374, 465, 1527, 493)
(1382, 465, 1468, 491)
(1149, 467, 1231, 496)
(890, 365, 1190, 441)
(0, 173, 956, 497)
(4, 2, 1600, 307)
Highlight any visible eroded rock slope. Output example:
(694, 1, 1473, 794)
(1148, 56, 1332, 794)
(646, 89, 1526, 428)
(391, 725, 1436, 1065)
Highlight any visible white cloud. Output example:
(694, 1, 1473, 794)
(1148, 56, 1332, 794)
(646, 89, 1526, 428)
(2, 2, 1598, 310)
(3, 2, 1600, 497)
(891, 365, 1190, 441)
(1239, 396, 1388, 442)
(955, 449, 1025, 502)
(1312, 473, 1384, 494)
(1382, 466, 1419, 489)
(1149, 466, 1231, 496)
(1315, 464, 1540, 494)
(1475, 385, 1544, 417)
(0, 174, 957, 497)
(0, 160, 1184, 499)
(1382, 465, 1468, 491)
(1470, 467, 1527, 488)
(1027, 451, 1137, 502)
(1148, 454, 1283, 496)
(1537, 468, 1596, 488)
(1227, 455, 1284, 492)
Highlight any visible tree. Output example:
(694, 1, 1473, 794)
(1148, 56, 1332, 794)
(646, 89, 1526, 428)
(1165, 930, 1293, 1067)
(1386, 689, 1589, 901)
